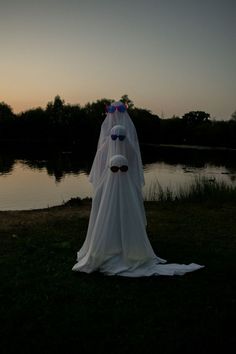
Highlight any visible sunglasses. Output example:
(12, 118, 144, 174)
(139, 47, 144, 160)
(111, 134, 126, 141)
(106, 104, 126, 113)
(110, 165, 129, 173)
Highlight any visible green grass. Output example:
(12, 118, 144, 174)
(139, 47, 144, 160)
(145, 176, 236, 203)
(0, 200, 235, 354)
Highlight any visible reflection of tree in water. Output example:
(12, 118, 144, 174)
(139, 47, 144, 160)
(2, 146, 236, 184)
(0, 154, 15, 175)
(141, 144, 236, 170)
(21, 152, 94, 183)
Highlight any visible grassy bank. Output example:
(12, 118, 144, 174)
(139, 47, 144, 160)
(0, 198, 235, 354)
(145, 176, 236, 203)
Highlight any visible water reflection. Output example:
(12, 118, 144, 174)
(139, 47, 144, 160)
(0, 146, 236, 210)
(20, 152, 93, 183)
(141, 144, 236, 169)
(0, 155, 15, 175)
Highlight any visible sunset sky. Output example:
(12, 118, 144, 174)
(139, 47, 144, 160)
(0, 0, 235, 119)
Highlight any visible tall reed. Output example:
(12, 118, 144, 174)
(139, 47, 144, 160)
(144, 176, 236, 202)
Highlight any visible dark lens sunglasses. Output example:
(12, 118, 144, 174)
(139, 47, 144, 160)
(110, 165, 129, 173)
(111, 134, 126, 141)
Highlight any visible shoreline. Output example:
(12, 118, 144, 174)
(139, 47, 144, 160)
(142, 143, 236, 152)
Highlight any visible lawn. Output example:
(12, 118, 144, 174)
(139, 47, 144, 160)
(0, 199, 235, 354)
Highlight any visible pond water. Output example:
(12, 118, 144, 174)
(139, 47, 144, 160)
(0, 146, 236, 210)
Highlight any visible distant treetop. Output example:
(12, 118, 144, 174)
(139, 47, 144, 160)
(182, 111, 210, 123)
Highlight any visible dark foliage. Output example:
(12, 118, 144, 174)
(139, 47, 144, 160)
(0, 97, 236, 150)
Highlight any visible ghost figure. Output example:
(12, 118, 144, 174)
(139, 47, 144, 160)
(89, 124, 146, 226)
(72, 155, 204, 277)
(97, 101, 144, 185)
(89, 124, 144, 190)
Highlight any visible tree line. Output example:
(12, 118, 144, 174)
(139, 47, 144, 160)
(0, 94, 236, 151)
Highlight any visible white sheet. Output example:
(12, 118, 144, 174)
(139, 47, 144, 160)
(72, 155, 204, 277)
(96, 101, 144, 185)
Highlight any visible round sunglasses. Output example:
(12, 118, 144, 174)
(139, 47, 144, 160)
(111, 134, 126, 141)
(110, 165, 129, 173)
(106, 104, 126, 113)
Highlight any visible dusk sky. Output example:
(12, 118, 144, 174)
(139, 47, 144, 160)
(0, 0, 235, 119)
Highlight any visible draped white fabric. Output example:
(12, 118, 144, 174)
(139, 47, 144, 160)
(96, 101, 144, 186)
(72, 155, 204, 277)
(89, 125, 147, 226)
(89, 125, 144, 188)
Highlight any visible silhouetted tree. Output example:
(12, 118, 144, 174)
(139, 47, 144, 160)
(17, 107, 48, 140)
(120, 94, 134, 109)
(1, 96, 236, 150)
(84, 98, 114, 123)
(182, 111, 210, 124)
(131, 108, 160, 144)
(0, 154, 15, 175)
(46, 95, 64, 113)
(159, 117, 186, 144)
(0, 102, 14, 122)
(0, 102, 15, 139)
(230, 110, 236, 121)
(46, 95, 65, 127)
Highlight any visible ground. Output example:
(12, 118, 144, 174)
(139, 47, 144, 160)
(0, 200, 235, 354)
